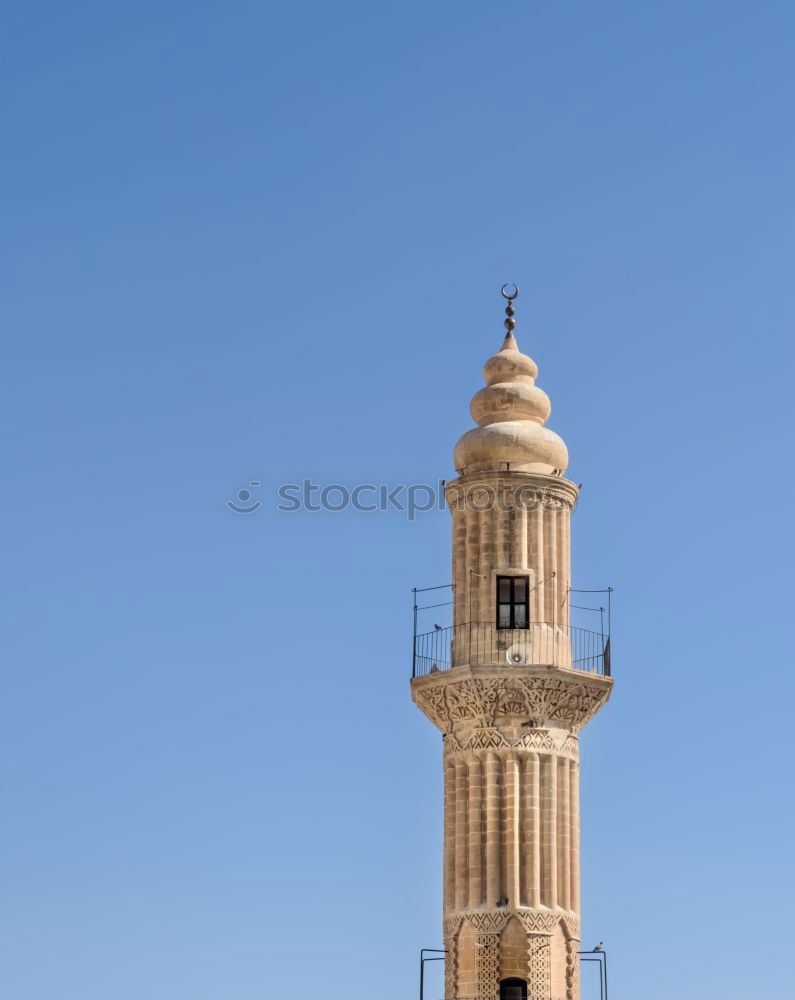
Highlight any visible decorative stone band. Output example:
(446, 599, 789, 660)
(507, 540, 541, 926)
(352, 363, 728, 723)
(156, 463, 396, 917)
(444, 911, 580, 938)
(443, 912, 581, 1000)
(444, 472, 580, 514)
(444, 727, 580, 761)
(411, 667, 612, 734)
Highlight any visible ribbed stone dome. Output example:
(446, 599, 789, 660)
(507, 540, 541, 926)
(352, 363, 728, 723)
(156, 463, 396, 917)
(454, 332, 568, 475)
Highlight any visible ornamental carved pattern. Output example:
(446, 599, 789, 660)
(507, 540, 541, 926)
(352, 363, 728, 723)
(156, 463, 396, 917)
(415, 672, 610, 733)
(476, 933, 500, 998)
(446, 679, 506, 727)
(464, 911, 508, 933)
(445, 727, 580, 760)
(565, 937, 579, 1000)
(528, 935, 551, 997)
(516, 912, 556, 935)
(518, 678, 606, 730)
(453, 909, 578, 937)
(446, 913, 581, 998)
(443, 916, 463, 1000)
(415, 683, 450, 730)
(561, 735, 580, 757)
(446, 480, 577, 514)
(496, 687, 528, 716)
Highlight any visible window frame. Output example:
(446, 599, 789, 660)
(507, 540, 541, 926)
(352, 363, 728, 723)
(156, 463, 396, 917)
(499, 978, 528, 1000)
(495, 574, 530, 630)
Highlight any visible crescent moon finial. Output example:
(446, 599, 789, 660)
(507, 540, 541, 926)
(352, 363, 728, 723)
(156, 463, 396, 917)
(500, 283, 519, 337)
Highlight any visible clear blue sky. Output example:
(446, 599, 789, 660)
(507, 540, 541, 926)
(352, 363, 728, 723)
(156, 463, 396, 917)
(2, 3, 794, 998)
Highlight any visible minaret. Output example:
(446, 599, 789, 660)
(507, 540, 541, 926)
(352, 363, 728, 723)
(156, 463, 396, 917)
(411, 287, 613, 1000)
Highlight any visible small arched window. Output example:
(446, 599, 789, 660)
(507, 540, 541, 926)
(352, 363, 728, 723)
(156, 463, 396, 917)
(500, 978, 527, 1000)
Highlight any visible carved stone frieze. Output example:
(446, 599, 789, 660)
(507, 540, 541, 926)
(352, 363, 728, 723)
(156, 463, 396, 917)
(444, 727, 580, 761)
(516, 911, 559, 934)
(412, 666, 611, 734)
(476, 933, 500, 998)
(448, 909, 579, 937)
(443, 916, 463, 1000)
(528, 934, 552, 996)
(445, 912, 581, 999)
(465, 910, 509, 933)
(560, 914, 581, 940)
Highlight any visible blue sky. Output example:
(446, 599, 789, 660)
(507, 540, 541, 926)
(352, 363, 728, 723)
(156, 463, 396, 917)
(2, 2, 794, 998)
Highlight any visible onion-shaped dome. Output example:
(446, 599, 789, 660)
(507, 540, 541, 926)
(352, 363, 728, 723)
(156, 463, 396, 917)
(454, 330, 568, 476)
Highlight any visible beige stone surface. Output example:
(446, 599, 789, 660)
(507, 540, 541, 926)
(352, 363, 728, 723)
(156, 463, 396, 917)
(411, 331, 612, 1000)
(453, 333, 569, 476)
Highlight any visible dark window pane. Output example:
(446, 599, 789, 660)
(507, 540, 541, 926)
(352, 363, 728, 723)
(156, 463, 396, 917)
(500, 980, 527, 1000)
(513, 578, 527, 600)
(498, 578, 511, 602)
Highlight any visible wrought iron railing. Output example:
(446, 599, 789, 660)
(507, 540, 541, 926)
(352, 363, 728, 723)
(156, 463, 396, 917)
(412, 621, 611, 679)
(440, 995, 590, 1000)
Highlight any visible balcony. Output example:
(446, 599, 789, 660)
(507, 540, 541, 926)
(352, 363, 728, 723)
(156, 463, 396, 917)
(412, 620, 611, 679)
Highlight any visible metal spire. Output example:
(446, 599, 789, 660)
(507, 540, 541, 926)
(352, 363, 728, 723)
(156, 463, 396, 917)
(500, 282, 519, 337)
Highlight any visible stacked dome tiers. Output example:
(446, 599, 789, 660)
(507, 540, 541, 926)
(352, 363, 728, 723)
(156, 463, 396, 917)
(454, 332, 568, 477)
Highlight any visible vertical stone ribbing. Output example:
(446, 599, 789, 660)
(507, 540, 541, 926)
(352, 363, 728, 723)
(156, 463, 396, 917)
(563, 509, 569, 622)
(504, 498, 513, 568)
(559, 757, 571, 911)
(523, 751, 541, 908)
(455, 761, 469, 911)
(534, 503, 545, 622)
(444, 759, 455, 913)
(570, 758, 580, 915)
(494, 498, 504, 574)
(503, 753, 521, 907)
(547, 505, 558, 624)
(484, 751, 501, 907)
(514, 501, 528, 570)
(480, 508, 492, 624)
(468, 755, 483, 910)
(561, 507, 571, 628)
(542, 753, 558, 909)
(453, 507, 467, 631)
(482, 508, 492, 623)
(465, 507, 479, 623)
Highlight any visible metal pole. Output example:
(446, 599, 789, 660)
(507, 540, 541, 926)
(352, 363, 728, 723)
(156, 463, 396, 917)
(578, 951, 606, 1000)
(413, 589, 418, 675)
(419, 949, 446, 1000)
(578, 958, 603, 1000)
(607, 587, 612, 639)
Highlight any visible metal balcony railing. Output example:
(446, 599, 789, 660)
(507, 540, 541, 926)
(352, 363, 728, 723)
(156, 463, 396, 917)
(412, 620, 611, 679)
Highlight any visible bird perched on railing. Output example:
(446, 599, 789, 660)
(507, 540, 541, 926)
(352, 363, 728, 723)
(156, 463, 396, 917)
(434, 624, 442, 631)
(592, 942, 604, 952)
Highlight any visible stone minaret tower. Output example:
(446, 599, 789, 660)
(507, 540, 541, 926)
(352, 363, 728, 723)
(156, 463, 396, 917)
(411, 288, 612, 1000)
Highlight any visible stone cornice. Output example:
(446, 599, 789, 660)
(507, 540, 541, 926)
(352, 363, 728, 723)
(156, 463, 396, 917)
(411, 665, 612, 733)
(445, 471, 580, 512)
